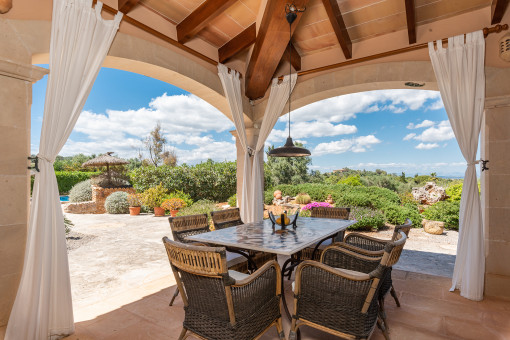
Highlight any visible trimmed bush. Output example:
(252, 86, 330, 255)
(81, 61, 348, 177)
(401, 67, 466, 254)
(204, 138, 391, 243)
(228, 194, 237, 207)
(348, 207, 386, 231)
(164, 190, 193, 208)
(384, 204, 422, 226)
(104, 191, 129, 214)
(295, 193, 312, 204)
(422, 201, 460, 230)
(140, 184, 168, 208)
(264, 190, 275, 205)
(69, 179, 92, 202)
(446, 182, 463, 201)
(177, 199, 220, 223)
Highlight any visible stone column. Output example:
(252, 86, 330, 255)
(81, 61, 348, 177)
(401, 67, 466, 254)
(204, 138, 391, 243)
(230, 127, 262, 209)
(0, 19, 48, 327)
(484, 95, 510, 299)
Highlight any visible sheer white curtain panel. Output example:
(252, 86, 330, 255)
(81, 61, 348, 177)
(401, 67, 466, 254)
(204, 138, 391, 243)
(6, 1, 122, 339)
(428, 30, 485, 301)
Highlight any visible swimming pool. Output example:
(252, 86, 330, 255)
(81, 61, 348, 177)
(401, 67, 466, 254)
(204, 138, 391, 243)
(60, 195, 69, 202)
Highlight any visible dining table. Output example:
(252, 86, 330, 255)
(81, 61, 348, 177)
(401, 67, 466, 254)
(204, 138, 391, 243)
(187, 216, 357, 319)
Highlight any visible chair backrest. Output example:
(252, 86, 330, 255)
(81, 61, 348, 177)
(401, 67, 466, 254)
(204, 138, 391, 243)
(168, 213, 210, 243)
(211, 208, 243, 230)
(381, 231, 407, 267)
(311, 206, 350, 219)
(392, 218, 412, 241)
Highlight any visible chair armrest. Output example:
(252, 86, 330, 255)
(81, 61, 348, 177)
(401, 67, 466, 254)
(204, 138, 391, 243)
(330, 242, 384, 257)
(321, 245, 381, 274)
(344, 232, 389, 251)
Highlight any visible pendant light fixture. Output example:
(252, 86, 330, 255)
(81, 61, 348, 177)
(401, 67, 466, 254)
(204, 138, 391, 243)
(268, 3, 311, 158)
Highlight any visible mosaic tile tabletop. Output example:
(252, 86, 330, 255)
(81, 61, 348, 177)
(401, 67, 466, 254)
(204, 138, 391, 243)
(187, 217, 356, 256)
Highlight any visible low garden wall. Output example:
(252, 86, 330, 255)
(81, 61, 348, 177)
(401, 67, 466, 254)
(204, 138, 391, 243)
(63, 186, 135, 214)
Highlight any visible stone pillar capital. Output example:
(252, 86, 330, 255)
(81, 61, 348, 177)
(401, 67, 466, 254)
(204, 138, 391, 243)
(0, 59, 48, 83)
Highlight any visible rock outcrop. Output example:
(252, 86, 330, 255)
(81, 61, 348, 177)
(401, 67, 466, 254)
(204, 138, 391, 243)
(412, 182, 448, 205)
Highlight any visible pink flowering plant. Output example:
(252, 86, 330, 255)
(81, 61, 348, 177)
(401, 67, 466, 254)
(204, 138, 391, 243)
(301, 201, 332, 211)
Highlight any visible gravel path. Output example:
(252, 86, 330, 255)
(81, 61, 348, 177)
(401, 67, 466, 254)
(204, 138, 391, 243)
(65, 213, 458, 309)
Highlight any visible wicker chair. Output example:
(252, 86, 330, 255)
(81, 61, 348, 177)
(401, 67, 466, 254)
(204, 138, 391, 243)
(341, 219, 412, 308)
(163, 238, 285, 340)
(167, 214, 249, 306)
(289, 231, 407, 340)
(291, 207, 350, 264)
(211, 208, 277, 271)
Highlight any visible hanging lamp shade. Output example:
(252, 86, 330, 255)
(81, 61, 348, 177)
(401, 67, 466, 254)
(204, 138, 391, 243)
(268, 2, 310, 158)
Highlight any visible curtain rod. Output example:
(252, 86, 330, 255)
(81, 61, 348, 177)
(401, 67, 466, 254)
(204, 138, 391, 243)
(278, 24, 508, 80)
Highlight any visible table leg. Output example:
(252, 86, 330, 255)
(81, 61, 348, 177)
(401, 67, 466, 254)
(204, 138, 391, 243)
(281, 253, 302, 321)
(225, 247, 258, 273)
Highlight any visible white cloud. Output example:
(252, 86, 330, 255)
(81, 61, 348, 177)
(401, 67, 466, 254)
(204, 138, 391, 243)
(60, 93, 235, 164)
(313, 135, 381, 156)
(286, 89, 442, 124)
(267, 121, 357, 143)
(407, 120, 435, 129)
(428, 99, 444, 110)
(403, 133, 416, 141)
(415, 142, 439, 150)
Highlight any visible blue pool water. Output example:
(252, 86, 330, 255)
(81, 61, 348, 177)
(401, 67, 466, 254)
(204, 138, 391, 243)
(60, 195, 69, 202)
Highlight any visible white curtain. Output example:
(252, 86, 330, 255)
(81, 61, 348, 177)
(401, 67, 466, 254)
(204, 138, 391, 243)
(6, 1, 122, 339)
(251, 74, 297, 222)
(218, 65, 297, 222)
(428, 31, 485, 301)
(217, 64, 252, 222)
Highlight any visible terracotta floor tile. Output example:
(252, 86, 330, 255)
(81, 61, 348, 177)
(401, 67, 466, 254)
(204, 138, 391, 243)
(82, 309, 144, 339)
(392, 277, 445, 300)
(102, 320, 175, 340)
(383, 303, 445, 334)
(392, 269, 408, 280)
(482, 309, 510, 332)
(405, 272, 452, 286)
(371, 320, 452, 340)
(122, 294, 184, 331)
(444, 316, 508, 340)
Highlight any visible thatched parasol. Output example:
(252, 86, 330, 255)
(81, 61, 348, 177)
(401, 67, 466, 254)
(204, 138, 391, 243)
(82, 152, 128, 180)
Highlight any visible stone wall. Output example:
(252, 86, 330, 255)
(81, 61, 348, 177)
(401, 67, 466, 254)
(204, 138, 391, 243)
(64, 186, 135, 214)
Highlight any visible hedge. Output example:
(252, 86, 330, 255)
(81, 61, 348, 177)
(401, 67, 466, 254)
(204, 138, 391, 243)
(129, 161, 236, 202)
(31, 171, 96, 195)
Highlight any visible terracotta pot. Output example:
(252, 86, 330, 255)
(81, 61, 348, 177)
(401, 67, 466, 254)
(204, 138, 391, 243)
(129, 206, 141, 216)
(153, 206, 166, 217)
(170, 210, 179, 217)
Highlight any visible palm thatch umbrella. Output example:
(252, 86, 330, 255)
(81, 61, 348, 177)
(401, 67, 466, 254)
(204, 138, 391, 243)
(82, 152, 128, 181)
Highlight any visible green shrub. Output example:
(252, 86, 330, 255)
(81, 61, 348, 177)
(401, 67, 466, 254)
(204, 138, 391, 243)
(64, 215, 73, 234)
(295, 193, 312, 204)
(446, 182, 463, 201)
(339, 175, 363, 186)
(264, 190, 274, 205)
(384, 204, 422, 226)
(104, 191, 129, 214)
(140, 183, 168, 208)
(31, 171, 96, 195)
(332, 185, 400, 210)
(228, 194, 237, 207)
(177, 199, 220, 222)
(272, 183, 338, 202)
(422, 201, 460, 230)
(69, 179, 92, 202)
(129, 161, 236, 202)
(164, 190, 193, 208)
(348, 207, 386, 231)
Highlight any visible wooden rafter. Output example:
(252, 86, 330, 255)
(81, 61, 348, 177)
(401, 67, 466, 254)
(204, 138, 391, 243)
(218, 24, 256, 63)
(281, 42, 301, 71)
(245, 0, 310, 100)
(118, 0, 139, 14)
(322, 0, 352, 59)
(492, 0, 510, 24)
(177, 0, 237, 43)
(404, 0, 416, 44)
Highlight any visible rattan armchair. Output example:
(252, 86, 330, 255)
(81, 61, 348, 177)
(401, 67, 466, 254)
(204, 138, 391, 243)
(289, 231, 407, 340)
(341, 219, 412, 308)
(167, 214, 249, 306)
(163, 238, 285, 340)
(291, 207, 350, 263)
(211, 208, 277, 271)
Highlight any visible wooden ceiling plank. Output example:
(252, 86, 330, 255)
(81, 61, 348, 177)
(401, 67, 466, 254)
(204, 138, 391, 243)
(245, 0, 310, 100)
(177, 0, 238, 43)
(321, 0, 352, 59)
(118, 0, 139, 14)
(281, 42, 302, 71)
(405, 0, 416, 44)
(218, 23, 256, 62)
(492, 0, 510, 24)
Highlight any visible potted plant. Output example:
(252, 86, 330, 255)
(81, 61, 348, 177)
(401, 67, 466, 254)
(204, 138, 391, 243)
(127, 193, 142, 216)
(161, 197, 187, 217)
(141, 184, 168, 217)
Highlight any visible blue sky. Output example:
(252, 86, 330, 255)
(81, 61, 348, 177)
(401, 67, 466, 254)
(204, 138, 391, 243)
(31, 67, 468, 177)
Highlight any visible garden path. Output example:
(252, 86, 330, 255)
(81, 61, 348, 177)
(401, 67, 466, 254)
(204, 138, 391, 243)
(65, 213, 457, 313)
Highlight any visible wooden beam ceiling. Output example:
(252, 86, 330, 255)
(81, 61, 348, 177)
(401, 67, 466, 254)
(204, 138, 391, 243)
(118, 0, 139, 14)
(245, 0, 310, 100)
(321, 0, 352, 59)
(491, 0, 510, 24)
(177, 0, 237, 43)
(404, 0, 416, 44)
(218, 24, 256, 63)
(281, 42, 301, 71)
